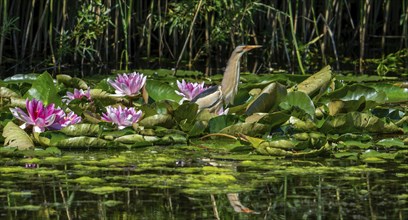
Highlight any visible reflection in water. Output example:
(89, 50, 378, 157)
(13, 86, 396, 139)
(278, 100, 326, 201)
(0, 149, 407, 219)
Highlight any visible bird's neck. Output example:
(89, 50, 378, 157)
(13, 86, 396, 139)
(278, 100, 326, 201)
(221, 53, 242, 105)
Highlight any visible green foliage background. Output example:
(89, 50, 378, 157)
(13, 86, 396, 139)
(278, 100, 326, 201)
(0, 0, 407, 76)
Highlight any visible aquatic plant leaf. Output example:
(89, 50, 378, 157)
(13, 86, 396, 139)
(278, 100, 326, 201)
(60, 124, 100, 137)
(324, 85, 387, 114)
(174, 102, 198, 123)
(51, 136, 109, 148)
(157, 134, 187, 145)
(187, 120, 207, 137)
(3, 73, 39, 83)
(369, 83, 408, 103)
(376, 138, 406, 149)
(333, 152, 359, 160)
(25, 71, 61, 106)
(279, 91, 315, 118)
(288, 65, 332, 96)
(2, 121, 34, 150)
(286, 116, 318, 132)
(145, 79, 181, 102)
(245, 82, 287, 115)
(209, 115, 240, 133)
(320, 112, 403, 134)
(246, 111, 291, 130)
(337, 140, 372, 149)
(114, 134, 152, 146)
(361, 150, 402, 162)
(0, 87, 19, 98)
(138, 114, 175, 128)
(90, 89, 122, 104)
(56, 74, 88, 89)
(328, 133, 373, 142)
(220, 123, 269, 136)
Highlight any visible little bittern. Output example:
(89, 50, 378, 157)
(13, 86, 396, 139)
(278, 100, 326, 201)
(192, 45, 262, 113)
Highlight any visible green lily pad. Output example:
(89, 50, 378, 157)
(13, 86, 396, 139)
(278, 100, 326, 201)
(60, 124, 100, 137)
(145, 79, 181, 102)
(369, 83, 408, 103)
(138, 114, 175, 128)
(323, 84, 387, 114)
(320, 112, 403, 134)
(220, 122, 269, 136)
(376, 138, 406, 149)
(245, 82, 287, 115)
(2, 121, 34, 150)
(280, 91, 315, 118)
(52, 136, 110, 149)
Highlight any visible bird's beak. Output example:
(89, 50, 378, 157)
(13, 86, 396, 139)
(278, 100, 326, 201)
(243, 45, 262, 52)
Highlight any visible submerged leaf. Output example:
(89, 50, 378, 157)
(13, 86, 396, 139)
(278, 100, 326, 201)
(2, 121, 34, 150)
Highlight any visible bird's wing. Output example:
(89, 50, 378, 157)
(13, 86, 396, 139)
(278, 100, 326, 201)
(192, 85, 223, 112)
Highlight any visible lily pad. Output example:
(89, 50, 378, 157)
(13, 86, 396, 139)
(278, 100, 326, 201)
(280, 91, 315, 118)
(376, 138, 406, 149)
(51, 136, 110, 149)
(145, 79, 181, 102)
(60, 124, 100, 137)
(323, 84, 387, 114)
(245, 82, 287, 115)
(2, 121, 34, 150)
(319, 112, 403, 134)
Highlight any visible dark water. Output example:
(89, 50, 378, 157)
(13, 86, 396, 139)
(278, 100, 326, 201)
(0, 145, 407, 220)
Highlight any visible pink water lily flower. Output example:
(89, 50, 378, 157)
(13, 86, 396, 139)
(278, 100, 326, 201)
(101, 105, 143, 130)
(10, 98, 81, 132)
(175, 79, 208, 102)
(63, 88, 91, 103)
(52, 111, 82, 129)
(108, 72, 147, 96)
